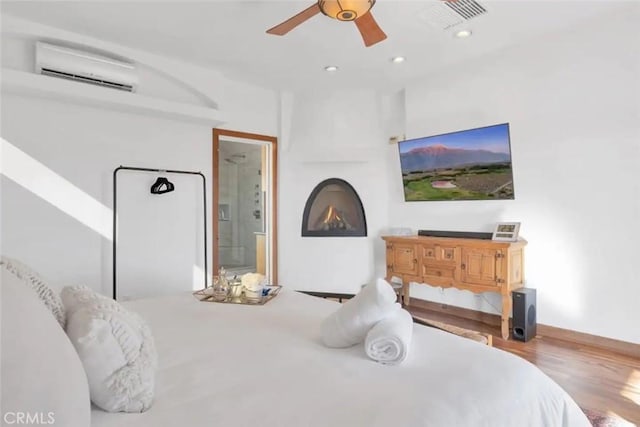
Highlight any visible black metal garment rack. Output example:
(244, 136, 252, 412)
(112, 166, 208, 300)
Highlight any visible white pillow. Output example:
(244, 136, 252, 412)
(0, 255, 65, 328)
(1, 269, 90, 427)
(61, 285, 158, 413)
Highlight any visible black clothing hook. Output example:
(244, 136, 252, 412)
(150, 177, 175, 194)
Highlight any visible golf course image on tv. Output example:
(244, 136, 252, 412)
(398, 123, 515, 201)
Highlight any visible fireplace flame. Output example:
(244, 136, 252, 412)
(317, 205, 353, 231)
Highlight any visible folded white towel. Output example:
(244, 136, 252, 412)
(365, 307, 413, 365)
(321, 278, 398, 348)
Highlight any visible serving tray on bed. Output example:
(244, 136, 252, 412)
(193, 285, 282, 306)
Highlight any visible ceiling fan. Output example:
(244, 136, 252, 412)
(266, 0, 459, 48)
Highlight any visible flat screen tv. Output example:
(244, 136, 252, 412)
(398, 123, 515, 201)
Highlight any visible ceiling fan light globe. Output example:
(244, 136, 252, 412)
(318, 0, 375, 21)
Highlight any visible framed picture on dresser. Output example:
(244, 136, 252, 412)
(492, 222, 521, 241)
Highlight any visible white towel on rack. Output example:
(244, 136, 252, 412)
(364, 307, 413, 365)
(320, 278, 398, 348)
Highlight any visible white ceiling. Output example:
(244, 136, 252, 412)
(0, 1, 629, 92)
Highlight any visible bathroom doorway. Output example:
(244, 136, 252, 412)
(212, 129, 277, 284)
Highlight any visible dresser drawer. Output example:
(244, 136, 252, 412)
(422, 265, 456, 281)
(420, 244, 457, 264)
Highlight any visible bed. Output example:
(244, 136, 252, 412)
(84, 289, 589, 427)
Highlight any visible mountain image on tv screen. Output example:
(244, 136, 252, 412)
(398, 123, 514, 201)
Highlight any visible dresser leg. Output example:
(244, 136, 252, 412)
(402, 282, 410, 306)
(501, 293, 511, 339)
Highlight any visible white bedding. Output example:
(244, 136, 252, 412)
(91, 289, 589, 427)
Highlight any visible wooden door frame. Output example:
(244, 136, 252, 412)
(212, 129, 278, 284)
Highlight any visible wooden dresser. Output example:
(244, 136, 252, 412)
(382, 235, 527, 339)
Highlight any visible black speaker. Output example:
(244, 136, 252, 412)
(512, 288, 536, 342)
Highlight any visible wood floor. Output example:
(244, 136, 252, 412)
(408, 306, 640, 425)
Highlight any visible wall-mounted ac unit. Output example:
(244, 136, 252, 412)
(35, 42, 138, 92)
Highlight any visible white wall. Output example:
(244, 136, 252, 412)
(115, 170, 207, 299)
(219, 78, 279, 136)
(388, 8, 640, 343)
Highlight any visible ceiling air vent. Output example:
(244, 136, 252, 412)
(419, 0, 486, 30)
(445, 0, 487, 21)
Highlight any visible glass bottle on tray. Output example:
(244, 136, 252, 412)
(211, 267, 229, 301)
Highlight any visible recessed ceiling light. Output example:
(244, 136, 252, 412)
(455, 29, 472, 39)
(324, 65, 339, 72)
(391, 56, 406, 64)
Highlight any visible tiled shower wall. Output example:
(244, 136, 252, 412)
(218, 145, 262, 269)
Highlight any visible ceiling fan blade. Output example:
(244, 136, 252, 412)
(354, 12, 387, 47)
(266, 4, 321, 36)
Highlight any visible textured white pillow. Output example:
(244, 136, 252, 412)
(0, 255, 65, 328)
(1, 270, 90, 427)
(61, 285, 157, 413)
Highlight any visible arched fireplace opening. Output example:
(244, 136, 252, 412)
(301, 178, 367, 237)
